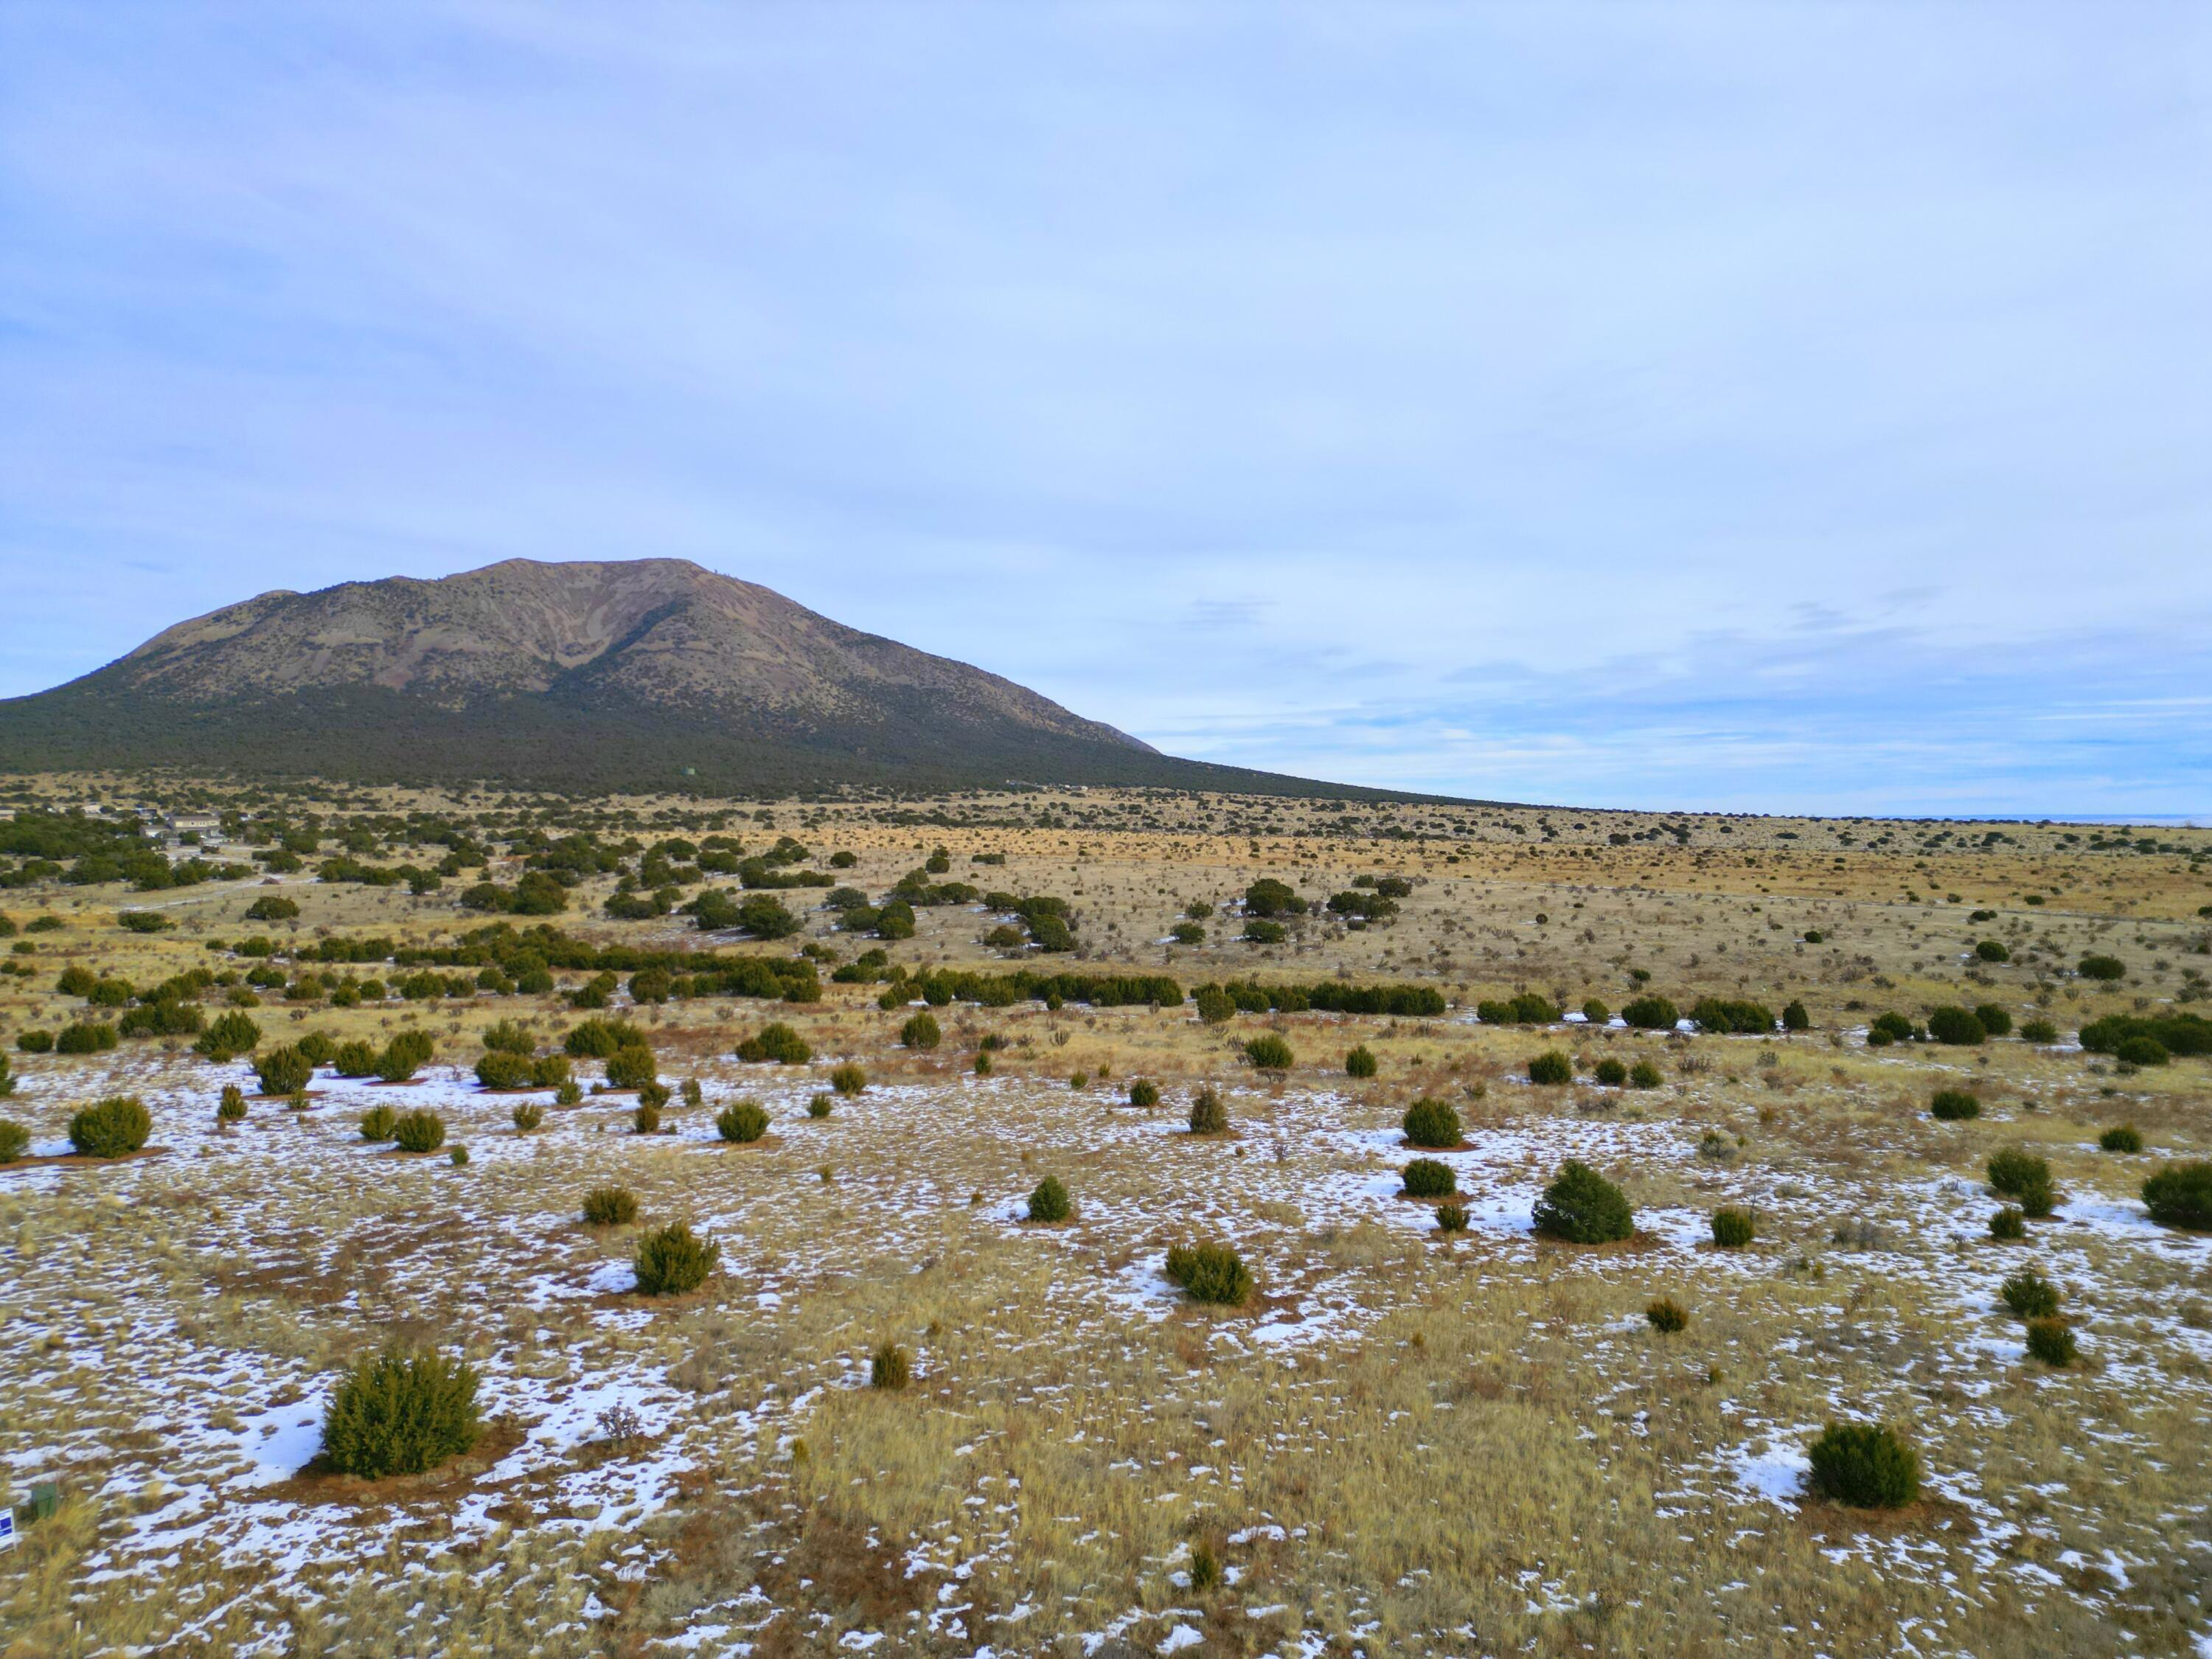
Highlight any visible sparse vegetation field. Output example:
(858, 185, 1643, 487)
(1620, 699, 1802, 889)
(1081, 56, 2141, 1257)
(1, 776, 2209, 1655)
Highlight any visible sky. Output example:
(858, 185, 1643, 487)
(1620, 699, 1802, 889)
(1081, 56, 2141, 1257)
(2, 2, 2209, 817)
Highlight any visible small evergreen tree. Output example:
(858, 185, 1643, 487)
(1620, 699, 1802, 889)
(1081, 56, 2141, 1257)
(320, 1346, 481, 1479)
(69, 1094, 151, 1158)
(1533, 1160, 1632, 1244)
(1401, 1097, 1461, 1149)
(634, 1221, 719, 1295)
(1027, 1175, 1074, 1223)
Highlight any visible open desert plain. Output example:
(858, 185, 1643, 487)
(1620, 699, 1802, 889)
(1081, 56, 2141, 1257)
(1, 782, 2208, 1657)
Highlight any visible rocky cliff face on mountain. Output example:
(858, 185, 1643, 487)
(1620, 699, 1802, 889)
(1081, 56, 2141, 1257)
(0, 558, 1365, 796)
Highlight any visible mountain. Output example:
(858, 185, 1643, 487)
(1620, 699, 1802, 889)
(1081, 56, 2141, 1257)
(0, 558, 1403, 798)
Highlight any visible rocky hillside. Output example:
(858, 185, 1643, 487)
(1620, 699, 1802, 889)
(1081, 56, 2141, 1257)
(0, 559, 1380, 797)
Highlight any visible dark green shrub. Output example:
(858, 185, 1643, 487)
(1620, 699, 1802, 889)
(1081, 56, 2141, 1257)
(1807, 1422, 1919, 1509)
(1975, 939, 2010, 962)
(1930, 1089, 1980, 1121)
(2000, 1268, 2059, 1319)
(1344, 1044, 1377, 1079)
(392, 1110, 446, 1154)
(2115, 1035, 2169, 1068)
(1621, 995, 1679, 1030)
(1974, 1004, 2012, 1037)
(605, 1044, 658, 1089)
(253, 1045, 313, 1096)
(1989, 1206, 2025, 1240)
(900, 1012, 941, 1050)
(582, 1185, 638, 1225)
(1868, 1011, 1917, 1046)
(830, 1061, 867, 1096)
(1986, 1148, 2051, 1205)
(2025, 1317, 2076, 1367)
(450, 1145, 470, 1167)
(564, 1017, 647, 1059)
(1188, 1085, 1228, 1135)
(0, 1120, 29, 1164)
(1242, 919, 1287, 944)
(117, 910, 170, 933)
(530, 1054, 571, 1088)
(332, 1039, 379, 1077)
(1128, 1079, 1160, 1108)
(737, 1022, 810, 1064)
(1164, 1242, 1253, 1306)
(1244, 1034, 1294, 1071)
(2020, 1018, 2059, 1044)
(68, 1095, 150, 1158)
(195, 1009, 262, 1059)
(1027, 1175, 1074, 1223)
(1170, 922, 1206, 945)
(481, 1018, 534, 1055)
(1402, 1096, 1461, 1148)
(1193, 985, 1236, 1024)
(1528, 1051, 1572, 1086)
(1711, 1207, 1755, 1248)
(1434, 1201, 1470, 1232)
(360, 1104, 398, 1142)
(807, 1092, 832, 1118)
(1926, 1006, 1986, 1046)
(376, 1031, 434, 1084)
(871, 1343, 911, 1390)
(638, 1079, 672, 1111)
(216, 1083, 247, 1123)
(1533, 1161, 1633, 1244)
(1242, 878, 1304, 917)
(1645, 1297, 1688, 1333)
(634, 1221, 718, 1295)
(16, 1030, 52, 1054)
(2098, 1124, 2142, 1153)
(633, 1099, 662, 1134)
(2142, 1161, 2212, 1230)
(1593, 1057, 1627, 1087)
(2078, 954, 2125, 982)
(320, 1346, 480, 1479)
(1628, 1060, 1663, 1089)
(512, 1102, 543, 1132)
(475, 1050, 533, 1090)
(717, 1101, 769, 1143)
(1691, 997, 1774, 1034)
(554, 1079, 582, 1106)
(1401, 1158, 1455, 1198)
(54, 1022, 118, 1055)
(1781, 999, 1811, 1032)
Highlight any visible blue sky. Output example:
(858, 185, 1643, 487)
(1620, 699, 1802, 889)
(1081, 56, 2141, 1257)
(3, 3, 2208, 816)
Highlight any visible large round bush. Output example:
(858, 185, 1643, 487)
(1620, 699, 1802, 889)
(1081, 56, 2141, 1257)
(2142, 1161, 2212, 1230)
(716, 1101, 769, 1143)
(1401, 1097, 1461, 1149)
(1532, 1160, 1633, 1244)
(1806, 1422, 1919, 1509)
(1527, 1051, 1572, 1086)
(69, 1094, 151, 1158)
(635, 1222, 720, 1295)
(320, 1346, 480, 1479)
(1164, 1242, 1253, 1307)
(1401, 1158, 1455, 1199)
(392, 1110, 447, 1154)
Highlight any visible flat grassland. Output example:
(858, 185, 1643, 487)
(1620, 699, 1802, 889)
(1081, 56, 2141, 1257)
(1, 782, 2208, 1657)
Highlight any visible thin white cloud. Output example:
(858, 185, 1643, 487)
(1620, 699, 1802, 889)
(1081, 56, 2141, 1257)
(1, 2, 2207, 813)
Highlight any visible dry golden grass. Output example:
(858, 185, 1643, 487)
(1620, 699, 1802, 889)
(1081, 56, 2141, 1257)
(0, 777, 2208, 1655)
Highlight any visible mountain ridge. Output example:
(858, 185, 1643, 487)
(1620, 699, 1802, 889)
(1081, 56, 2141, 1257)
(0, 559, 1452, 801)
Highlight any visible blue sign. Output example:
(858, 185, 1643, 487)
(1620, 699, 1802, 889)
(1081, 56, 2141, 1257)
(0, 1510, 14, 1551)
